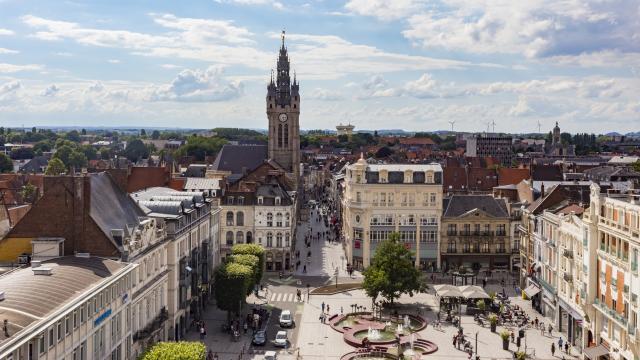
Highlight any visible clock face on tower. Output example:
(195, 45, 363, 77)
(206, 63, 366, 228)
(279, 113, 288, 122)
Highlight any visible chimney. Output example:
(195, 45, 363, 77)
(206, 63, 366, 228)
(540, 183, 545, 198)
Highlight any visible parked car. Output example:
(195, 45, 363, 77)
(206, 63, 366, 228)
(279, 310, 293, 327)
(264, 351, 277, 360)
(274, 331, 288, 347)
(252, 330, 267, 346)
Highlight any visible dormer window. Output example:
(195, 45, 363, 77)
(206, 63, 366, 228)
(227, 196, 234, 205)
(404, 170, 412, 183)
(275, 197, 281, 205)
(237, 196, 244, 206)
(426, 171, 434, 184)
(257, 196, 264, 205)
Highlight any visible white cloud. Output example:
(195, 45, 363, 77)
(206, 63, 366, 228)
(0, 81, 21, 102)
(509, 96, 534, 116)
(307, 88, 343, 101)
(345, 0, 424, 21)
(148, 66, 243, 102)
(0, 63, 43, 73)
(399, 0, 640, 61)
(54, 52, 73, 56)
(41, 84, 59, 97)
(0, 48, 19, 54)
(214, 0, 285, 10)
(107, 59, 121, 64)
(160, 64, 182, 69)
(0, 28, 14, 36)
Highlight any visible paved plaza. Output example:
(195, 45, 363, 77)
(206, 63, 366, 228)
(188, 207, 580, 360)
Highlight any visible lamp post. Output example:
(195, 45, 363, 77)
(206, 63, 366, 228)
(306, 284, 310, 303)
(475, 331, 479, 360)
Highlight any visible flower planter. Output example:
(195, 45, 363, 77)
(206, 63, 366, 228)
(490, 323, 496, 332)
(502, 338, 509, 350)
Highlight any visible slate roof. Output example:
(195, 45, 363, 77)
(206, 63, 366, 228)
(19, 156, 48, 173)
(184, 177, 221, 190)
(211, 144, 267, 175)
(256, 183, 293, 206)
(532, 165, 563, 181)
(90, 172, 146, 246)
(443, 195, 509, 218)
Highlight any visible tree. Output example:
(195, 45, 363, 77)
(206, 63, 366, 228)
(140, 342, 205, 360)
(175, 136, 227, 161)
(375, 146, 392, 158)
(230, 254, 260, 291)
(632, 161, 640, 173)
(53, 145, 75, 165)
(81, 128, 87, 135)
(99, 147, 111, 160)
(123, 139, 149, 162)
(19, 183, 37, 203)
(140, 129, 146, 136)
(45, 158, 66, 175)
(214, 263, 253, 319)
(232, 244, 265, 284)
(0, 153, 12, 173)
(68, 151, 88, 170)
(79, 144, 98, 160)
(362, 233, 420, 304)
(10, 147, 34, 160)
(151, 130, 161, 140)
(33, 140, 53, 155)
(65, 130, 81, 142)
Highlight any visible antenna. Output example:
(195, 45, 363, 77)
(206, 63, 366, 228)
(484, 121, 491, 133)
(491, 120, 496, 133)
(448, 121, 456, 132)
(537, 120, 542, 134)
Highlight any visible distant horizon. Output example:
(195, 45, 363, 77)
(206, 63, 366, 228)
(2, 124, 637, 137)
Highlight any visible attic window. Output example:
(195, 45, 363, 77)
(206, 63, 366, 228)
(257, 197, 264, 205)
(275, 197, 281, 205)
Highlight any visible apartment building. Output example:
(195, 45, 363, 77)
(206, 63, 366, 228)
(466, 134, 514, 166)
(0, 256, 137, 360)
(584, 185, 640, 360)
(132, 188, 215, 342)
(440, 195, 514, 272)
(342, 157, 443, 269)
(219, 161, 297, 271)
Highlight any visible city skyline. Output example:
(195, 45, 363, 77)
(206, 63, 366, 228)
(0, 0, 638, 133)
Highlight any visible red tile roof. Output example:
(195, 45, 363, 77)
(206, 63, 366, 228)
(497, 168, 531, 186)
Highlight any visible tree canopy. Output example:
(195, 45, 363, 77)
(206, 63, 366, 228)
(362, 233, 420, 304)
(123, 139, 150, 162)
(175, 136, 227, 161)
(0, 153, 12, 173)
(214, 262, 253, 317)
(231, 243, 265, 284)
(45, 158, 66, 175)
(140, 342, 205, 360)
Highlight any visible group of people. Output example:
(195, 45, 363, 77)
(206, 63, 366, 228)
(550, 337, 571, 356)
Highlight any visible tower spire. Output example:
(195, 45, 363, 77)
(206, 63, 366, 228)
(281, 30, 286, 49)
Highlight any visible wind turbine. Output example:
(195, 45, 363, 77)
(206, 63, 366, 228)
(484, 121, 491, 133)
(537, 120, 542, 134)
(448, 121, 456, 132)
(491, 120, 496, 133)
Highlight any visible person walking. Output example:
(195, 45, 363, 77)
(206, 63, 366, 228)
(551, 343, 556, 357)
(558, 337, 563, 349)
(321, 302, 325, 313)
(199, 325, 206, 340)
(564, 342, 569, 354)
(327, 305, 330, 314)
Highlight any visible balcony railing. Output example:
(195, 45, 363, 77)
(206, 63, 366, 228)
(133, 307, 168, 342)
(563, 249, 574, 259)
(563, 273, 573, 282)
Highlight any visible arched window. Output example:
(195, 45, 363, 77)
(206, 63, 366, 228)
(226, 231, 234, 245)
(285, 212, 290, 227)
(278, 124, 283, 148)
(246, 231, 253, 244)
(267, 213, 273, 227)
(284, 124, 289, 147)
(276, 213, 283, 227)
(226, 211, 234, 226)
(266, 232, 273, 247)
(276, 233, 283, 247)
(285, 233, 290, 247)
(236, 212, 244, 226)
(236, 231, 244, 244)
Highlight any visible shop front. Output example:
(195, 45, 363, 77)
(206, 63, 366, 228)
(558, 297, 584, 351)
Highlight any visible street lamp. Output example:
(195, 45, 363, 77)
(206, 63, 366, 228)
(306, 284, 310, 303)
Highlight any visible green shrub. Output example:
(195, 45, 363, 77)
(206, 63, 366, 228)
(140, 342, 205, 360)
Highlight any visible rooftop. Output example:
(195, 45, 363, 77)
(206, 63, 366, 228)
(0, 256, 129, 345)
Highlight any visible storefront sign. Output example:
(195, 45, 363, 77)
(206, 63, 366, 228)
(94, 308, 112, 327)
(354, 240, 361, 249)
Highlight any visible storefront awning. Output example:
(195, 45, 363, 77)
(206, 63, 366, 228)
(523, 284, 541, 298)
(583, 344, 609, 359)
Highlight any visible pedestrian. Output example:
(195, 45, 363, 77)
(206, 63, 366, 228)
(548, 323, 553, 335)
(199, 325, 206, 340)
(453, 335, 457, 348)
(564, 342, 569, 354)
(510, 331, 515, 343)
(558, 337, 563, 349)
(214, 353, 219, 360)
(322, 302, 325, 313)
(327, 305, 330, 314)
(341, 306, 344, 315)
(551, 343, 556, 357)
(243, 322, 248, 334)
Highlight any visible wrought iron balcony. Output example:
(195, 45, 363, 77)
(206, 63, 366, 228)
(133, 307, 168, 342)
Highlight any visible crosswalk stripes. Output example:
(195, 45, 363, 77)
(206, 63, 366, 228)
(268, 292, 305, 303)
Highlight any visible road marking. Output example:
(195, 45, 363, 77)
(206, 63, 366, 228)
(270, 293, 277, 302)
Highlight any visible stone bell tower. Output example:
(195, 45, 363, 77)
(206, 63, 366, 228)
(266, 30, 300, 186)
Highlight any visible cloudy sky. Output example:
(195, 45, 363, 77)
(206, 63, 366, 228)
(0, 0, 638, 133)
